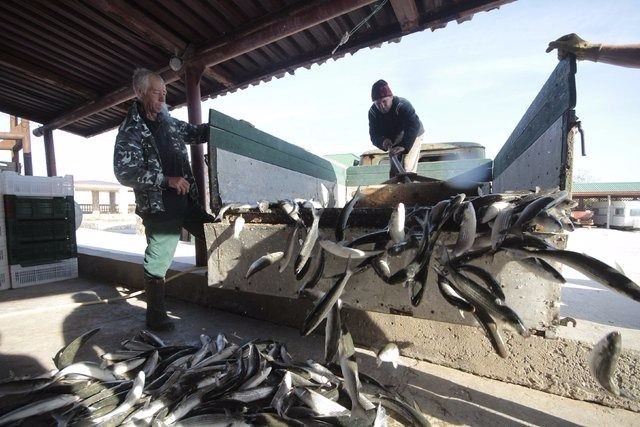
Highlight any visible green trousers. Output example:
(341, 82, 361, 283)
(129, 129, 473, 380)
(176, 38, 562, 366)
(142, 204, 213, 279)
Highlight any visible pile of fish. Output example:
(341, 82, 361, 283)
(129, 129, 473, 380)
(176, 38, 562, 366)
(0, 328, 428, 426)
(244, 187, 640, 394)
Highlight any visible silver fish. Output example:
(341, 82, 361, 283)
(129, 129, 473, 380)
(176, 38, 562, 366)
(301, 264, 354, 336)
(0, 394, 80, 425)
(325, 299, 342, 364)
(0, 377, 53, 398)
(319, 240, 384, 259)
(590, 331, 621, 396)
(336, 186, 362, 242)
(233, 215, 245, 239)
(90, 370, 146, 424)
(509, 248, 640, 302)
(279, 224, 300, 273)
(54, 361, 117, 382)
(452, 201, 476, 258)
(246, 252, 284, 279)
(292, 386, 350, 416)
(295, 204, 322, 275)
(480, 201, 511, 224)
(389, 202, 405, 244)
(338, 322, 367, 419)
(53, 327, 101, 370)
(376, 343, 400, 368)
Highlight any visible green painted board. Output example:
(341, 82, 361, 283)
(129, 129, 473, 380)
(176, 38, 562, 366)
(493, 57, 576, 179)
(209, 109, 345, 183)
(346, 159, 492, 186)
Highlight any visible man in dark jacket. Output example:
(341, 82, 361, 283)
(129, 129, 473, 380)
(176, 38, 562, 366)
(114, 68, 213, 331)
(368, 79, 425, 178)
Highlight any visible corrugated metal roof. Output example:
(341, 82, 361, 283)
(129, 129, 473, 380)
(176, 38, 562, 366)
(572, 182, 640, 193)
(0, 0, 513, 138)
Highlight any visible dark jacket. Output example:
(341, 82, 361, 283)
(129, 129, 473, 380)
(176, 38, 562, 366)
(368, 96, 424, 151)
(113, 102, 208, 215)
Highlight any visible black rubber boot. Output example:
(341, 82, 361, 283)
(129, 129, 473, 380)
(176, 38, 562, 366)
(144, 276, 175, 331)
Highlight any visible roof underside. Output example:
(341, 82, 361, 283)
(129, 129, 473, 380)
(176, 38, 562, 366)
(0, 0, 513, 138)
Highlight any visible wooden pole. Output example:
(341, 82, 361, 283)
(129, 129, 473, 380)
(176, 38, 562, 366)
(43, 129, 57, 176)
(185, 64, 208, 266)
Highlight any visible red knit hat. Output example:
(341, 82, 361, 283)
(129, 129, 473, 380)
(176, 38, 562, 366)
(371, 79, 393, 101)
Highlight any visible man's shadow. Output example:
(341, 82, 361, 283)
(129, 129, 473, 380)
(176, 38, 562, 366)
(0, 332, 47, 380)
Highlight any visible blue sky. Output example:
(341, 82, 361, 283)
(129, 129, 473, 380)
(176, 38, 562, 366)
(1, 0, 639, 183)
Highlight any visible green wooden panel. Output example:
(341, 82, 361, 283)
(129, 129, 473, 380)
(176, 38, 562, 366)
(346, 159, 492, 186)
(493, 57, 576, 179)
(209, 109, 344, 183)
(211, 128, 344, 182)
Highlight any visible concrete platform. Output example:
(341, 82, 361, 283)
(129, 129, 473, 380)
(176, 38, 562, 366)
(1, 278, 638, 426)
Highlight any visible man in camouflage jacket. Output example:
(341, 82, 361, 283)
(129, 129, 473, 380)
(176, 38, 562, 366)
(114, 68, 212, 331)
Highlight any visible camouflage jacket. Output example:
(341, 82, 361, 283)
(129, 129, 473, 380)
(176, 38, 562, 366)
(113, 102, 208, 215)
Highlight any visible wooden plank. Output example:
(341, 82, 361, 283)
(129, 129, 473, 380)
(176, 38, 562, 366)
(493, 57, 576, 179)
(390, 0, 420, 32)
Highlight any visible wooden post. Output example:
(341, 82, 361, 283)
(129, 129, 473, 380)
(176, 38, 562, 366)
(43, 129, 57, 177)
(185, 64, 208, 266)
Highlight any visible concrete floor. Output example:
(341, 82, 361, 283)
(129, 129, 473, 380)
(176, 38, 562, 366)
(1, 276, 639, 426)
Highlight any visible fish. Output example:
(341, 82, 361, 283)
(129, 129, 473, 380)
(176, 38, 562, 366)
(325, 299, 342, 364)
(457, 263, 505, 301)
(301, 263, 354, 336)
(318, 240, 384, 259)
(0, 377, 54, 398)
(295, 203, 322, 275)
(376, 343, 400, 368)
(471, 302, 509, 358)
(480, 201, 512, 224)
(279, 199, 302, 224)
(298, 248, 325, 294)
(388, 203, 405, 243)
(490, 205, 514, 250)
(279, 224, 300, 273)
(320, 183, 331, 208)
(336, 186, 362, 242)
(590, 331, 621, 396)
(0, 394, 80, 426)
(90, 370, 144, 424)
(368, 394, 431, 427)
(233, 216, 245, 239)
(437, 273, 474, 314)
(214, 203, 254, 222)
(54, 361, 118, 382)
(508, 248, 640, 302)
(139, 329, 166, 347)
(292, 386, 350, 416)
(452, 201, 476, 258)
(510, 195, 556, 234)
(442, 262, 529, 337)
(246, 252, 284, 279)
(338, 322, 367, 419)
(53, 327, 101, 370)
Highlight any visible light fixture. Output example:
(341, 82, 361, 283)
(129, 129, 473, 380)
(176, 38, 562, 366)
(169, 55, 183, 72)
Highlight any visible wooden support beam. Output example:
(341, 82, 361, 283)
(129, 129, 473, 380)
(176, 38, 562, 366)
(203, 67, 235, 88)
(34, 0, 376, 136)
(43, 129, 57, 177)
(390, 0, 420, 32)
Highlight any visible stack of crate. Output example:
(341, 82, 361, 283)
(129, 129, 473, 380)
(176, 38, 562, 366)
(0, 172, 78, 289)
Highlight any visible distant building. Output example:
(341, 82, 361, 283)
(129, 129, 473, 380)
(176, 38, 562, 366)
(74, 180, 134, 214)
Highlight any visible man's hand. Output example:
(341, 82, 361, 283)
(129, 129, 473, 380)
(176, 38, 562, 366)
(389, 146, 405, 156)
(382, 138, 393, 151)
(166, 176, 190, 195)
(546, 33, 600, 61)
